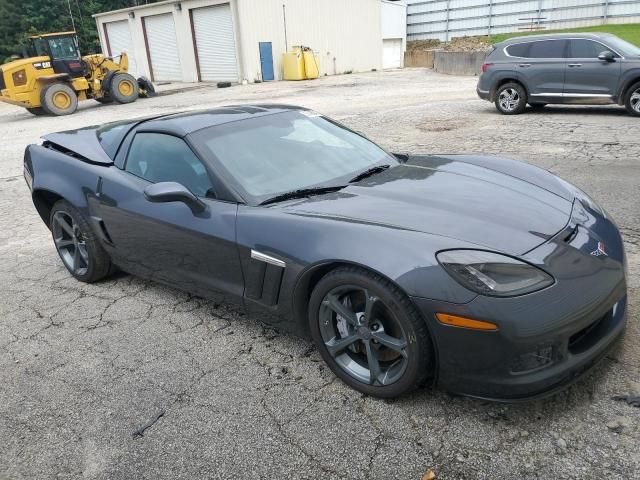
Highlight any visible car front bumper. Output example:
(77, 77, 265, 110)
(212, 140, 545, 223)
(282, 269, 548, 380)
(412, 292, 626, 401)
(412, 202, 627, 401)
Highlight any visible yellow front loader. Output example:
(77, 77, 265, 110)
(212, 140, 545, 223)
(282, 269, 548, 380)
(0, 32, 154, 116)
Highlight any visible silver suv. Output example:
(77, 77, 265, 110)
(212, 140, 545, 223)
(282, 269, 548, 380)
(477, 33, 640, 116)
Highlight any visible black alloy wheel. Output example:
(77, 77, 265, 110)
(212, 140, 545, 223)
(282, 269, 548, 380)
(309, 267, 432, 398)
(50, 200, 113, 283)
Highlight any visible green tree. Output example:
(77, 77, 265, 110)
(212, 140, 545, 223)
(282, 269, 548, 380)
(0, 0, 158, 62)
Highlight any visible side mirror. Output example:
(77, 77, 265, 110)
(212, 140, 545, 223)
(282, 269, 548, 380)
(144, 182, 206, 214)
(598, 51, 616, 62)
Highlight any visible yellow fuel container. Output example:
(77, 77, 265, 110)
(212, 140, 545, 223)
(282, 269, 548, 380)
(283, 48, 306, 80)
(283, 46, 320, 80)
(302, 50, 320, 79)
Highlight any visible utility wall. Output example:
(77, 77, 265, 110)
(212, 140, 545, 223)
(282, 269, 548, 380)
(94, 0, 383, 84)
(407, 0, 640, 41)
(236, 0, 382, 81)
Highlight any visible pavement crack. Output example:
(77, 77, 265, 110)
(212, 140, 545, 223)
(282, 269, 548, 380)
(132, 409, 166, 438)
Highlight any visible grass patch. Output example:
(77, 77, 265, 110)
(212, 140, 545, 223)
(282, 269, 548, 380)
(490, 23, 640, 47)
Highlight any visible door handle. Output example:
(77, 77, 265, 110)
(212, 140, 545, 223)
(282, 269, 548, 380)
(519, 63, 531, 68)
(568, 63, 583, 67)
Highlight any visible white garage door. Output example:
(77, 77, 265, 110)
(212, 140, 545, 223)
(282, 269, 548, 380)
(105, 20, 137, 76)
(143, 13, 182, 82)
(191, 4, 239, 82)
(382, 38, 403, 69)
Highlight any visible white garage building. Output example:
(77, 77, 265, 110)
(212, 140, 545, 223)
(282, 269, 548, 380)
(94, 0, 407, 84)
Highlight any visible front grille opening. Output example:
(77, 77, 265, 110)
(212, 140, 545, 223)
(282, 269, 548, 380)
(568, 310, 611, 355)
(510, 344, 555, 374)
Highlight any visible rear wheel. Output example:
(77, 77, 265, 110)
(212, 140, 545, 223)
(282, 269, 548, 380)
(110, 73, 139, 104)
(40, 83, 78, 116)
(309, 267, 432, 398)
(26, 107, 47, 116)
(624, 81, 640, 117)
(495, 82, 527, 115)
(50, 200, 113, 283)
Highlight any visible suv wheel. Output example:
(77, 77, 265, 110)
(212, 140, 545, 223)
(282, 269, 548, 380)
(625, 81, 640, 117)
(495, 83, 527, 115)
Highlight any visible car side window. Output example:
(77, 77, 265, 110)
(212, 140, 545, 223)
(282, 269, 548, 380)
(527, 40, 567, 59)
(506, 43, 530, 58)
(569, 39, 613, 59)
(125, 133, 214, 197)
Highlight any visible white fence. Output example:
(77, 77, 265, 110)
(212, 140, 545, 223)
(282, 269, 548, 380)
(407, 0, 640, 41)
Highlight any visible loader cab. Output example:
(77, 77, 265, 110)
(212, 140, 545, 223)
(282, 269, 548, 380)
(27, 32, 86, 78)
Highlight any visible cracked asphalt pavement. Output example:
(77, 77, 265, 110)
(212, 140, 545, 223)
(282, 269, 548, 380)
(1, 69, 639, 479)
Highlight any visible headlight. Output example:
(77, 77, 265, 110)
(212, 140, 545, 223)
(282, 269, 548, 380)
(437, 250, 554, 297)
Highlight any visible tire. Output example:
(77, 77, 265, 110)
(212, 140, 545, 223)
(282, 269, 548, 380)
(137, 76, 156, 98)
(624, 81, 640, 117)
(495, 82, 527, 115)
(109, 73, 139, 104)
(49, 200, 113, 283)
(40, 83, 78, 116)
(26, 107, 47, 116)
(308, 266, 433, 398)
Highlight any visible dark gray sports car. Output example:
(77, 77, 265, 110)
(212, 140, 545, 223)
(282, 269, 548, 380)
(24, 105, 627, 400)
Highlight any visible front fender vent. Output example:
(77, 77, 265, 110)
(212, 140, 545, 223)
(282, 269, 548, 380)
(246, 251, 285, 306)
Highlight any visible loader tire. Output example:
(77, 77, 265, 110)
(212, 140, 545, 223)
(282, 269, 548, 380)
(110, 73, 139, 104)
(137, 76, 156, 98)
(40, 83, 78, 116)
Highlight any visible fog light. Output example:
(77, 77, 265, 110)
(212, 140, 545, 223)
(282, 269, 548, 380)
(510, 345, 554, 374)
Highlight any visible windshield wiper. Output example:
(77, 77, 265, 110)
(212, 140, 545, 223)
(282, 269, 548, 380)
(348, 164, 390, 183)
(259, 185, 347, 206)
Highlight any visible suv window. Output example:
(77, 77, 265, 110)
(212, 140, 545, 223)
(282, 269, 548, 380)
(125, 133, 213, 197)
(569, 39, 613, 58)
(506, 43, 530, 57)
(528, 40, 567, 59)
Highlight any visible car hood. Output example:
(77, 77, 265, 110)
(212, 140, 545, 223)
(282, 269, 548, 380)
(278, 155, 573, 255)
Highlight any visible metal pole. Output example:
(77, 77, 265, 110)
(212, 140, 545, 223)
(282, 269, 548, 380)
(283, 4, 288, 52)
(537, 0, 543, 29)
(488, 0, 493, 36)
(604, 0, 609, 24)
(66, 0, 76, 32)
(445, 0, 451, 42)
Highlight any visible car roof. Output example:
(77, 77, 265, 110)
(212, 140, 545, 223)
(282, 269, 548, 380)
(498, 32, 615, 46)
(138, 104, 309, 137)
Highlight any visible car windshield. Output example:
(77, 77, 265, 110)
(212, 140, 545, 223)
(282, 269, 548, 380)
(190, 110, 396, 202)
(605, 36, 640, 56)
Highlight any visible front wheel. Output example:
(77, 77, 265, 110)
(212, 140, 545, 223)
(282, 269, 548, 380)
(109, 73, 139, 104)
(50, 200, 113, 283)
(309, 267, 433, 398)
(624, 81, 640, 117)
(495, 82, 527, 115)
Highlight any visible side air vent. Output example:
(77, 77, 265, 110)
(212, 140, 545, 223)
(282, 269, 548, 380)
(246, 250, 285, 306)
(43, 141, 92, 163)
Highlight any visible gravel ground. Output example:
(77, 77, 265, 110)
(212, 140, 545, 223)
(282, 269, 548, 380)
(0, 68, 638, 480)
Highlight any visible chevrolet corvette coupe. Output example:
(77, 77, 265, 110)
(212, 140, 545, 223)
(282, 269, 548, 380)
(24, 105, 627, 400)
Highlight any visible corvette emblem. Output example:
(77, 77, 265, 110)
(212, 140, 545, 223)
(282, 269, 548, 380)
(590, 241, 607, 257)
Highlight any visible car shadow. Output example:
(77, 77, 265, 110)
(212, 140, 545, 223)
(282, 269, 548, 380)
(527, 105, 629, 117)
